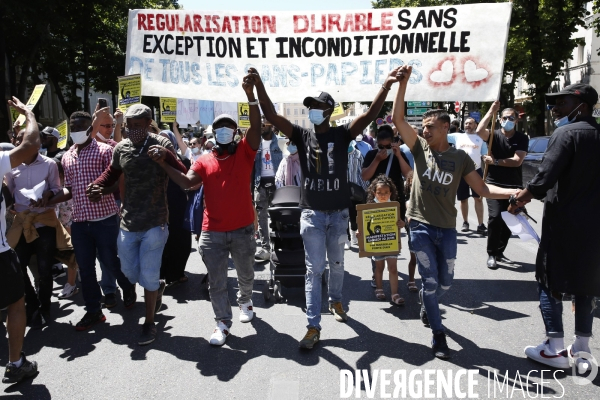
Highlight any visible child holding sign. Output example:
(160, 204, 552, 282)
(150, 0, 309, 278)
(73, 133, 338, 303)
(357, 175, 405, 305)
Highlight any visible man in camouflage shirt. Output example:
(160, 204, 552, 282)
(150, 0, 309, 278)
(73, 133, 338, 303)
(91, 104, 186, 346)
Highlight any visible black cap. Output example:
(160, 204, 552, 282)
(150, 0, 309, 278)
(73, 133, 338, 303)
(303, 91, 335, 108)
(546, 83, 598, 107)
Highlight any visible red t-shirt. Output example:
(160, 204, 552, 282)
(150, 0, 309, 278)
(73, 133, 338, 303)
(191, 138, 257, 232)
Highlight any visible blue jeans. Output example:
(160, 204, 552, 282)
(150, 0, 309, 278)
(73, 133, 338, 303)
(199, 224, 256, 328)
(409, 220, 457, 334)
(117, 225, 169, 291)
(538, 283, 596, 338)
(71, 215, 134, 313)
(300, 208, 348, 330)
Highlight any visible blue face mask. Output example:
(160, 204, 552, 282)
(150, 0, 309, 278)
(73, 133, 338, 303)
(287, 144, 297, 154)
(501, 119, 515, 131)
(554, 103, 582, 128)
(214, 127, 234, 144)
(309, 109, 327, 125)
(348, 140, 356, 153)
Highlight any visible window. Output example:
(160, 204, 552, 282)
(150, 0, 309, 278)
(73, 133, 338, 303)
(302, 120, 305, 127)
(286, 108, 290, 115)
(295, 120, 299, 125)
(578, 44, 585, 65)
(301, 109, 306, 115)
(294, 109, 298, 115)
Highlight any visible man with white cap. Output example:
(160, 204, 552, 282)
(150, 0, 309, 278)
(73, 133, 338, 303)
(41, 126, 63, 158)
(152, 73, 261, 346)
(91, 103, 186, 346)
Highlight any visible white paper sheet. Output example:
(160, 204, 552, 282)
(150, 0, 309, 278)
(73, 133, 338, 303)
(501, 211, 540, 244)
(19, 181, 46, 202)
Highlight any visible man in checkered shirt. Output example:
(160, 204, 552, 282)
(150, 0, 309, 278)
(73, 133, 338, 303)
(49, 111, 136, 331)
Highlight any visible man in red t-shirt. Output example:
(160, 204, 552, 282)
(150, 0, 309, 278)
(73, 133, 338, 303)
(151, 72, 261, 346)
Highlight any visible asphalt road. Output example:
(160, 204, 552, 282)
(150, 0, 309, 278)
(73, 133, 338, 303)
(1, 198, 599, 399)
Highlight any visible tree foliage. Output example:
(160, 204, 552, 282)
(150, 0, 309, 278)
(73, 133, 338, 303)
(372, 0, 589, 136)
(0, 0, 178, 132)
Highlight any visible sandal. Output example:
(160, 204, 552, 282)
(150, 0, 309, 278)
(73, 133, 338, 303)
(375, 289, 386, 300)
(391, 294, 405, 306)
(407, 281, 418, 292)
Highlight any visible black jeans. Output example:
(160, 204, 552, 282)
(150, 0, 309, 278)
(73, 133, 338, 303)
(14, 226, 56, 315)
(486, 198, 512, 257)
(160, 225, 192, 284)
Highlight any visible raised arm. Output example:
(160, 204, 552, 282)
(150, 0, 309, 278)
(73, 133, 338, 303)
(252, 68, 294, 139)
(113, 108, 123, 142)
(350, 67, 400, 138)
(172, 121, 188, 155)
(7, 97, 41, 168)
(391, 66, 418, 151)
(476, 101, 500, 142)
(242, 71, 262, 151)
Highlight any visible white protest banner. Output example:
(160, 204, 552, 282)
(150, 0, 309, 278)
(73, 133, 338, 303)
(125, 3, 512, 103)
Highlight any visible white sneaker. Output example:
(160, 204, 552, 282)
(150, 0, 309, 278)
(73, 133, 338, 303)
(239, 300, 254, 323)
(524, 340, 569, 369)
(58, 283, 79, 299)
(209, 321, 230, 346)
(344, 240, 351, 250)
(568, 345, 595, 374)
(254, 248, 270, 261)
(350, 230, 358, 246)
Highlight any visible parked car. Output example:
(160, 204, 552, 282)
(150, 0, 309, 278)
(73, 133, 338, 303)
(522, 136, 550, 187)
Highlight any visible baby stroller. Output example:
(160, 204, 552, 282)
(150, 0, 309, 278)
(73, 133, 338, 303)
(263, 186, 306, 302)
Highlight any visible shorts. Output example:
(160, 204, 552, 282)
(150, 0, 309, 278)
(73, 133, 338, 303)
(117, 225, 169, 291)
(0, 249, 25, 309)
(372, 254, 399, 262)
(457, 168, 482, 201)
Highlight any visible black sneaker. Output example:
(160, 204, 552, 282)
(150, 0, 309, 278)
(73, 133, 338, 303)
(432, 332, 451, 359)
(476, 224, 487, 235)
(461, 222, 469, 232)
(75, 311, 106, 331)
(28, 310, 48, 330)
(123, 284, 137, 309)
(103, 293, 117, 309)
(419, 289, 429, 326)
(3, 353, 38, 384)
(138, 322, 157, 346)
(155, 280, 166, 314)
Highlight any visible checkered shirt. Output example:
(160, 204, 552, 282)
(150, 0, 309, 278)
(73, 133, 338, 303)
(62, 139, 119, 222)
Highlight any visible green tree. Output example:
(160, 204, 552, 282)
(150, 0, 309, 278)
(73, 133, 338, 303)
(372, 0, 589, 136)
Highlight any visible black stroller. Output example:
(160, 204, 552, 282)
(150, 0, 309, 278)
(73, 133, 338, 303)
(262, 186, 306, 302)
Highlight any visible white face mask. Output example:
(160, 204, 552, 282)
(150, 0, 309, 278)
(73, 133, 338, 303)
(192, 147, 200, 155)
(71, 130, 89, 145)
(214, 127, 235, 144)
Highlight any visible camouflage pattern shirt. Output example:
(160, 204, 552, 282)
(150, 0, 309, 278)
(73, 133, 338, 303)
(111, 134, 174, 232)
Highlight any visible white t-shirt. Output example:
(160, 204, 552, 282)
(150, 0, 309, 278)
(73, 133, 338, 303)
(448, 132, 487, 170)
(0, 152, 12, 253)
(261, 139, 275, 177)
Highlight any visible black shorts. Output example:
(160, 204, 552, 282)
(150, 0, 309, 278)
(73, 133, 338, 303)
(457, 168, 482, 201)
(0, 249, 25, 309)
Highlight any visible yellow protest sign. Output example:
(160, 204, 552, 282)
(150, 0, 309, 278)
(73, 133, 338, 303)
(238, 102, 250, 128)
(15, 84, 46, 125)
(357, 202, 401, 258)
(330, 102, 346, 121)
(160, 97, 177, 123)
(56, 120, 68, 149)
(118, 74, 142, 111)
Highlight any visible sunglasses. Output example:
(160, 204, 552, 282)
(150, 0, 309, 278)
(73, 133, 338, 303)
(99, 124, 115, 128)
(377, 144, 392, 149)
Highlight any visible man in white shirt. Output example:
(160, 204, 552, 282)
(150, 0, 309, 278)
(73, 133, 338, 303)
(1, 97, 40, 383)
(447, 117, 488, 234)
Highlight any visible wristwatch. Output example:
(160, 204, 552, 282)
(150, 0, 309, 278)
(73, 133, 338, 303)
(494, 159, 499, 166)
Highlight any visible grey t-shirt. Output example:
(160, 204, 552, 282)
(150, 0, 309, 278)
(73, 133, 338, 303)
(407, 137, 476, 229)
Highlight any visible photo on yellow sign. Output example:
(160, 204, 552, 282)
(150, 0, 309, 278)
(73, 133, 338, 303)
(55, 120, 68, 149)
(356, 202, 401, 258)
(238, 102, 250, 128)
(15, 84, 46, 125)
(118, 74, 142, 111)
(160, 97, 177, 123)
(330, 102, 346, 121)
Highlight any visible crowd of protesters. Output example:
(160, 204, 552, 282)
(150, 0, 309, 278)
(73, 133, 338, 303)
(1, 67, 598, 383)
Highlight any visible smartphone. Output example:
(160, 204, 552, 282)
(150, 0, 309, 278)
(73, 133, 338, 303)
(98, 98, 108, 109)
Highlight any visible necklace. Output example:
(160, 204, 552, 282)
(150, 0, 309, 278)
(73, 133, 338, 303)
(213, 153, 231, 161)
(131, 136, 149, 157)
